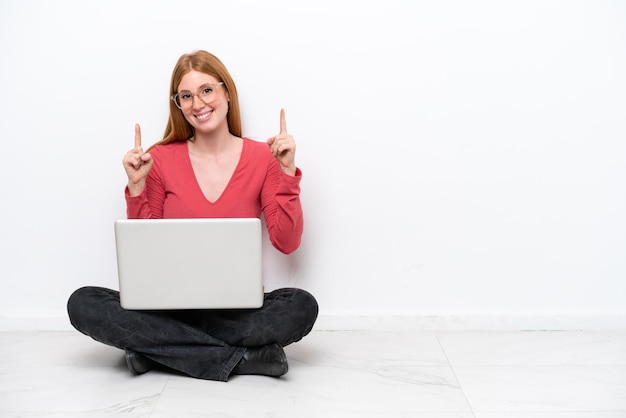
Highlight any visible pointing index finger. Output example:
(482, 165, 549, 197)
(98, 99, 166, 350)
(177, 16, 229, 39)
(134, 123, 142, 148)
(279, 109, 287, 134)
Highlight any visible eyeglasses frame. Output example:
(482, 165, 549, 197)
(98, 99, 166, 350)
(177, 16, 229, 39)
(170, 82, 225, 110)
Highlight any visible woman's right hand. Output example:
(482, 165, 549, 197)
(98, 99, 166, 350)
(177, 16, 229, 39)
(123, 124, 153, 196)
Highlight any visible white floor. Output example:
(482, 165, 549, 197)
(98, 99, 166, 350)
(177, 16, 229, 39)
(1, 330, 625, 417)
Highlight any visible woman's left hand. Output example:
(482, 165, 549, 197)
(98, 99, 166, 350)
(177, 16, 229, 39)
(267, 109, 296, 176)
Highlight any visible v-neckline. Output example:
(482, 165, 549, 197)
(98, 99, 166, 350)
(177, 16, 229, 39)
(185, 139, 245, 205)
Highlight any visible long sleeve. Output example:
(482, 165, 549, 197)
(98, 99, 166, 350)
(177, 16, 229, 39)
(261, 162, 304, 254)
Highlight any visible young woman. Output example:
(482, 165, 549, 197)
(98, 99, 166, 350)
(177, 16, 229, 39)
(67, 50, 318, 382)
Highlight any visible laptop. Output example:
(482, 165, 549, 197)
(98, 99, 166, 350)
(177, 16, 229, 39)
(114, 218, 264, 310)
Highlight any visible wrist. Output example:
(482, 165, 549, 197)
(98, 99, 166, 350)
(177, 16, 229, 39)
(281, 165, 297, 176)
(127, 181, 145, 197)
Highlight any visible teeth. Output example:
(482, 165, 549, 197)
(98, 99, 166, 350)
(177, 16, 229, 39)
(196, 111, 212, 120)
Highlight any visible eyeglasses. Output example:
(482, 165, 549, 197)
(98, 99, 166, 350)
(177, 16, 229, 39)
(171, 82, 224, 109)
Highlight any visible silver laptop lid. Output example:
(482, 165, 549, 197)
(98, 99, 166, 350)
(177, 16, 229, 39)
(114, 218, 264, 310)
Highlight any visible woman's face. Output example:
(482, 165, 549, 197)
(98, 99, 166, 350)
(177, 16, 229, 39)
(175, 70, 229, 135)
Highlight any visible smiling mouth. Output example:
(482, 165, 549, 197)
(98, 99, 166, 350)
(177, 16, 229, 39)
(195, 111, 212, 121)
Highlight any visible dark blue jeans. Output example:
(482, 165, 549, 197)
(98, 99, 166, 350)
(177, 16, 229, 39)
(67, 286, 318, 381)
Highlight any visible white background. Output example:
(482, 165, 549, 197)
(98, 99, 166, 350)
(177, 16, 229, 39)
(1, 0, 625, 326)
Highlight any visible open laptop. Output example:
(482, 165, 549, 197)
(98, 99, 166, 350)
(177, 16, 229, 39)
(114, 218, 264, 310)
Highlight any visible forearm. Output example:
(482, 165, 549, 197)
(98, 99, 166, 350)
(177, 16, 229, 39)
(263, 168, 304, 254)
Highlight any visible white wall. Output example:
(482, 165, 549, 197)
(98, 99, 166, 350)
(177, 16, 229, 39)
(1, 0, 625, 329)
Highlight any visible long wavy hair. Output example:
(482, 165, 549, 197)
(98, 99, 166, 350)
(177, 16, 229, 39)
(155, 51, 242, 146)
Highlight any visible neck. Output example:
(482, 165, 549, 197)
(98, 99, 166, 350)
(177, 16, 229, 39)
(190, 128, 235, 155)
